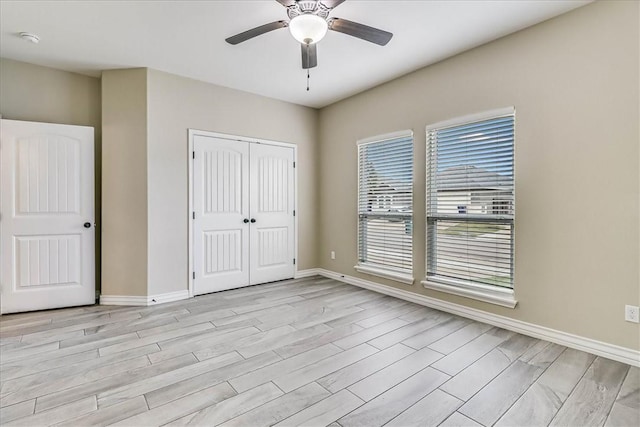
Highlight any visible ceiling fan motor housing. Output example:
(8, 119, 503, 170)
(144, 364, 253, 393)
(287, 0, 330, 20)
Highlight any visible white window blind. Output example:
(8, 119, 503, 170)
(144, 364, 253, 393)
(358, 133, 413, 278)
(427, 110, 514, 289)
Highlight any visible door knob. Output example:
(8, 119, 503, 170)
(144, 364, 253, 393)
(250, 218, 256, 223)
(83, 222, 92, 228)
(243, 218, 249, 223)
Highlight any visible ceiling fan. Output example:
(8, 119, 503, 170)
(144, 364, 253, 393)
(225, 0, 393, 70)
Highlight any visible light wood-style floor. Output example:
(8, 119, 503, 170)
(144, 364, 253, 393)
(0, 276, 637, 427)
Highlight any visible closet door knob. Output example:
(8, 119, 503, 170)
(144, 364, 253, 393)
(250, 218, 256, 223)
(243, 218, 249, 223)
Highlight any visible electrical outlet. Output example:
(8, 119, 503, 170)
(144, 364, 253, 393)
(625, 305, 640, 323)
(330, 251, 336, 260)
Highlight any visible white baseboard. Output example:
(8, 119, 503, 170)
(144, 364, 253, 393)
(316, 268, 640, 367)
(295, 268, 322, 279)
(100, 290, 189, 307)
(100, 272, 323, 307)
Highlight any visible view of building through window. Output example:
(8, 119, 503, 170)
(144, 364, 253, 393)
(427, 111, 515, 289)
(357, 133, 413, 277)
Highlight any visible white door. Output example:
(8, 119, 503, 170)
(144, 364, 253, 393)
(193, 136, 250, 294)
(249, 143, 295, 285)
(192, 135, 295, 295)
(0, 119, 95, 313)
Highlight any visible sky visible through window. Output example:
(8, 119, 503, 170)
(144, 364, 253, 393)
(364, 138, 413, 183)
(435, 116, 514, 176)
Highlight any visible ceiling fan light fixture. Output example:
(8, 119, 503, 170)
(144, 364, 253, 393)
(289, 14, 328, 44)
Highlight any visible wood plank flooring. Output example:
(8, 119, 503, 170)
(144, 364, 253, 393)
(0, 276, 637, 426)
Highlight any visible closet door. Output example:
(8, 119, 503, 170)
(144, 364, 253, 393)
(193, 135, 250, 295)
(249, 143, 295, 285)
(0, 119, 95, 313)
(192, 135, 295, 295)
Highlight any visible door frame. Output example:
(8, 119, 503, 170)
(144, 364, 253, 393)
(187, 129, 298, 298)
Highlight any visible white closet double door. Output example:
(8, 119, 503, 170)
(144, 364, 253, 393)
(193, 135, 295, 295)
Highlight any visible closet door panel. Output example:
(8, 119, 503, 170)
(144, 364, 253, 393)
(249, 144, 295, 285)
(193, 135, 249, 295)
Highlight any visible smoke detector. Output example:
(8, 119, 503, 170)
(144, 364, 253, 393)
(19, 32, 40, 44)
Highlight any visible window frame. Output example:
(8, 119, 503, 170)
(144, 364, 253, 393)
(422, 107, 517, 308)
(355, 129, 415, 285)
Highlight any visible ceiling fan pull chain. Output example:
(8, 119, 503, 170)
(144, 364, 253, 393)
(306, 42, 311, 91)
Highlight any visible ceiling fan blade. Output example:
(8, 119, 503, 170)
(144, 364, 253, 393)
(225, 20, 288, 45)
(276, 0, 296, 7)
(320, 0, 346, 9)
(328, 18, 393, 46)
(301, 43, 318, 69)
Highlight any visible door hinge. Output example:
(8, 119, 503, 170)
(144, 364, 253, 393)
(293, 258, 296, 265)
(293, 210, 296, 216)
(293, 161, 296, 168)
(192, 151, 195, 159)
(192, 211, 195, 219)
(193, 272, 195, 279)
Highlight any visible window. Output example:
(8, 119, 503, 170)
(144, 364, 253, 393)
(424, 108, 516, 308)
(356, 131, 414, 284)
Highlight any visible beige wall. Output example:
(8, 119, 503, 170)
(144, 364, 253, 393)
(101, 69, 149, 296)
(318, 0, 639, 350)
(0, 58, 101, 127)
(0, 58, 103, 292)
(143, 69, 318, 296)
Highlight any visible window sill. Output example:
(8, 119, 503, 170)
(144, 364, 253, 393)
(421, 277, 517, 308)
(354, 265, 415, 285)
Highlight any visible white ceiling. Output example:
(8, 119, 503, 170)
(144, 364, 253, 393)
(1, 0, 590, 108)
